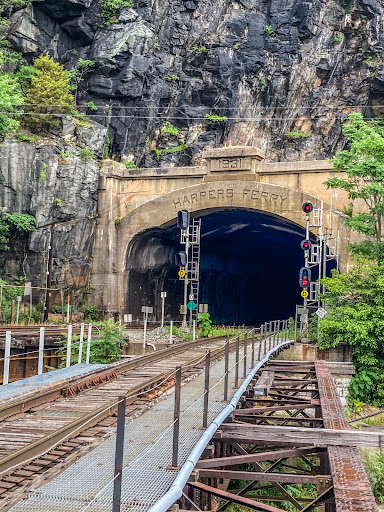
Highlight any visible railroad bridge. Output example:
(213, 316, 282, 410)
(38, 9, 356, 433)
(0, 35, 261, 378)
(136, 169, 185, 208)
(90, 147, 353, 322)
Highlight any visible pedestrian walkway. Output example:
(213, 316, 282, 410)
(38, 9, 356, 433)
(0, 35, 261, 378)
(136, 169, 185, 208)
(10, 340, 285, 512)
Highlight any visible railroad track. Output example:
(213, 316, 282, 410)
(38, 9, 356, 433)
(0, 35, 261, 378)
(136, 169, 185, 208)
(0, 334, 238, 510)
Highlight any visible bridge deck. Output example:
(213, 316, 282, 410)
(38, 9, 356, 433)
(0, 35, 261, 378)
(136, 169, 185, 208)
(6, 353, 377, 512)
(8, 340, 259, 512)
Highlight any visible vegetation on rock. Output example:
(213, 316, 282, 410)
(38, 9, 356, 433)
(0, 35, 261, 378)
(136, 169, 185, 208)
(24, 55, 74, 131)
(0, 73, 23, 137)
(0, 208, 35, 250)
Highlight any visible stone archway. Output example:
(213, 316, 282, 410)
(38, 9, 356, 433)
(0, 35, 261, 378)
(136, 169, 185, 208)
(90, 180, 349, 315)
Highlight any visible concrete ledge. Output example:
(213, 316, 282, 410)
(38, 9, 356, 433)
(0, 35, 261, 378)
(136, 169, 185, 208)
(257, 160, 334, 174)
(203, 146, 265, 160)
(101, 162, 207, 179)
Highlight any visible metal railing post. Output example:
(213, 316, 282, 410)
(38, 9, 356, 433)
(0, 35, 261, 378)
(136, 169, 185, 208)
(169, 321, 173, 345)
(112, 396, 126, 512)
(38, 327, 45, 375)
(66, 324, 72, 368)
(86, 323, 92, 364)
(276, 320, 280, 347)
(3, 331, 11, 385)
(251, 329, 255, 368)
(264, 323, 267, 355)
(224, 341, 229, 401)
(193, 320, 196, 341)
(258, 325, 263, 360)
(243, 332, 247, 378)
(203, 353, 210, 428)
(235, 336, 239, 388)
(172, 367, 182, 467)
(78, 322, 85, 364)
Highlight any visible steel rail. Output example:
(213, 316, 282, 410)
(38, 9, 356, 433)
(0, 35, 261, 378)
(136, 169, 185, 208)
(0, 335, 238, 475)
(0, 335, 230, 422)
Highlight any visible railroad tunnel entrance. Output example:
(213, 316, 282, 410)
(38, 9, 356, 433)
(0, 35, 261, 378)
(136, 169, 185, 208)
(125, 208, 320, 325)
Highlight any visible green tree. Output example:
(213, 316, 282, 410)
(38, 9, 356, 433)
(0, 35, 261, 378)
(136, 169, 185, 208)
(68, 59, 95, 103)
(0, 73, 23, 137)
(318, 261, 384, 405)
(0, 208, 36, 250)
(24, 54, 74, 131)
(324, 113, 384, 262)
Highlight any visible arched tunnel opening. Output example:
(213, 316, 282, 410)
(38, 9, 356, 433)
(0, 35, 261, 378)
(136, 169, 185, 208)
(125, 209, 326, 325)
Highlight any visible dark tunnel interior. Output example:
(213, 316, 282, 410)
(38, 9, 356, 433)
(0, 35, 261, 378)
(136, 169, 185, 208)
(125, 208, 325, 325)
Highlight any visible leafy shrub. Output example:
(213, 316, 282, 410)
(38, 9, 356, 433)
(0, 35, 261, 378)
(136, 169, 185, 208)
(264, 25, 274, 37)
(100, 0, 134, 24)
(161, 121, 179, 136)
(206, 113, 228, 124)
(165, 74, 179, 83)
(285, 131, 311, 139)
(68, 59, 95, 102)
(54, 197, 63, 207)
(58, 318, 127, 365)
(80, 148, 95, 161)
(122, 160, 136, 169)
(198, 313, 213, 337)
(60, 149, 73, 160)
(333, 32, 344, 44)
(0, 211, 35, 250)
(15, 65, 37, 94)
(319, 262, 384, 405)
(86, 101, 98, 111)
(364, 451, 384, 503)
(79, 303, 99, 321)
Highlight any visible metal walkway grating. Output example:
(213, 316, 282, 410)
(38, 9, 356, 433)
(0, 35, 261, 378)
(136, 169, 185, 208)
(10, 343, 261, 512)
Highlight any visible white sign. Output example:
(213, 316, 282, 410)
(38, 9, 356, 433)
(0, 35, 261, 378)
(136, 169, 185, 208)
(315, 307, 327, 319)
(141, 306, 153, 314)
(189, 294, 194, 301)
(24, 282, 32, 296)
(124, 314, 132, 323)
(161, 291, 167, 298)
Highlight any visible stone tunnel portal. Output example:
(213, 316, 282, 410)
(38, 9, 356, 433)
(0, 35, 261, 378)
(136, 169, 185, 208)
(125, 208, 326, 325)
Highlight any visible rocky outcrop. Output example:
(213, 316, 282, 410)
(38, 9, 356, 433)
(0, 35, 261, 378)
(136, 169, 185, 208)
(0, 134, 101, 294)
(5, 0, 384, 167)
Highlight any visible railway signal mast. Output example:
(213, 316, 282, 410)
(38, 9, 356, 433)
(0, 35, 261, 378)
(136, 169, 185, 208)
(176, 210, 201, 329)
(298, 201, 340, 339)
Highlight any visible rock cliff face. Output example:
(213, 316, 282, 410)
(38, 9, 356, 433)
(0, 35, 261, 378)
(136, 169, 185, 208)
(6, 0, 384, 166)
(1, 0, 384, 294)
(0, 136, 100, 294)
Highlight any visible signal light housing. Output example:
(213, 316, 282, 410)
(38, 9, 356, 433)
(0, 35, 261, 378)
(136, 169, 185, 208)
(175, 251, 187, 267)
(302, 202, 313, 213)
(300, 239, 312, 251)
(299, 267, 311, 288)
(177, 209, 190, 230)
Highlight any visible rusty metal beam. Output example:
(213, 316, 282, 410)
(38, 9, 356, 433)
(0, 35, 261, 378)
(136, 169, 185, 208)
(197, 469, 332, 485)
(187, 481, 287, 512)
(217, 423, 384, 447)
(196, 446, 323, 469)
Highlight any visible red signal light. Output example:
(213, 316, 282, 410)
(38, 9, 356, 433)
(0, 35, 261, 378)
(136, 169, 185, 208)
(300, 239, 312, 251)
(302, 202, 313, 213)
(302, 278, 309, 286)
